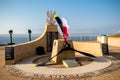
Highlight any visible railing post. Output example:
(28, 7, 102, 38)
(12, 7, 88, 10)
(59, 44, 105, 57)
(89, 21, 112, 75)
(28, 29, 32, 41)
(90, 34, 92, 41)
(80, 35, 82, 41)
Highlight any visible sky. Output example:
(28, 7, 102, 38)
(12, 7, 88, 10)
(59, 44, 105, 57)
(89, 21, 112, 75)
(0, 0, 120, 34)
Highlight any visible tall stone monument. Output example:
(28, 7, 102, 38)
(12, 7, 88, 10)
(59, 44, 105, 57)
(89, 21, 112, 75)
(5, 10, 62, 65)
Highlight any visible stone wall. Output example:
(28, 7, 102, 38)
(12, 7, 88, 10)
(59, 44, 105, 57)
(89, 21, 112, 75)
(97, 36, 120, 47)
(51, 40, 103, 63)
(73, 41, 103, 56)
(5, 24, 62, 64)
(5, 25, 106, 65)
(0, 46, 5, 50)
(108, 37, 120, 47)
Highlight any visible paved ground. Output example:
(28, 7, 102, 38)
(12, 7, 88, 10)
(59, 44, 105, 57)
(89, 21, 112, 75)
(5, 55, 120, 79)
(0, 46, 120, 80)
(13, 56, 112, 75)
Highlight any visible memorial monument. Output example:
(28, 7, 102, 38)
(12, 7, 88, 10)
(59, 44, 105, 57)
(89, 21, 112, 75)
(5, 11, 103, 66)
(35, 11, 98, 67)
(5, 11, 120, 80)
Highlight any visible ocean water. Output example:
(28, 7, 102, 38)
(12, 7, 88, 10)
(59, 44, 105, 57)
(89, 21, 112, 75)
(0, 34, 97, 45)
(0, 34, 40, 45)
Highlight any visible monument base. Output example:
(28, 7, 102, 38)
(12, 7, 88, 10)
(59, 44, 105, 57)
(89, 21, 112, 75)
(51, 40, 75, 63)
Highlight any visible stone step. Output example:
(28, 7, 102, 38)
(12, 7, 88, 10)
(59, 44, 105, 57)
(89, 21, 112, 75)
(62, 58, 80, 67)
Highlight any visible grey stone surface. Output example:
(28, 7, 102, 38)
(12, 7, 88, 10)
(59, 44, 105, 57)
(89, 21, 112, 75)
(63, 59, 80, 67)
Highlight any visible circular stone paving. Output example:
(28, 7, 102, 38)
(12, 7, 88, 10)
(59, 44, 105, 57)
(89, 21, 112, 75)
(32, 55, 93, 68)
(5, 55, 120, 79)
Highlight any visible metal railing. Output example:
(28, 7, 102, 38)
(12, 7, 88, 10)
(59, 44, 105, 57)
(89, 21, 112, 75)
(68, 34, 99, 41)
(0, 33, 112, 44)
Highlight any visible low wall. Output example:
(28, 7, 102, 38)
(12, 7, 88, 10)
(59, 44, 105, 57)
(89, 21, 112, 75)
(73, 41, 103, 56)
(97, 36, 120, 47)
(5, 24, 62, 64)
(0, 46, 5, 50)
(97, 36, 101, 42)
(108, 37, 120, 47)
(51, 40, 103, 63)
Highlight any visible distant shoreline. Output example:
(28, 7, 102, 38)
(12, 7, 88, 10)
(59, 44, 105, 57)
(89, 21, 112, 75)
(0, 33, 118, 45)
(0, 44, 6, 46)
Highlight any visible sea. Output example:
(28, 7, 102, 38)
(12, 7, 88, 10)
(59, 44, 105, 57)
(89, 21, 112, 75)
(0, 34, 98, 45)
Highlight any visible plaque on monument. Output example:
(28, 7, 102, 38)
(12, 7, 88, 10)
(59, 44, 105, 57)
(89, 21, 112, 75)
(47, 32, 58, 52)
(102, 44, 109, 54)
(52, 32, 58, 39)
(5, 47, 14, 60)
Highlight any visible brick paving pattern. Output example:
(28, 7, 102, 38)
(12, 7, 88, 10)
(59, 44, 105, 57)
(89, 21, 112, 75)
(5, 55, 120, 79)
(1, 46, 120, 80)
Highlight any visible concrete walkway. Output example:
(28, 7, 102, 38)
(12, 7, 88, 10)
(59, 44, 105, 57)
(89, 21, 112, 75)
(5, 55, 120, 79)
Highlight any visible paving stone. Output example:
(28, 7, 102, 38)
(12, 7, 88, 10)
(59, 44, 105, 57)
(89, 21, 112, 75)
(60, 75, 66, 78)
(56, 75, 60, 78)
(94, 71, 101, 75)
(24, 73, 34, 77)
(51, 75, 57, 78)
(72, 74, 78, 78)
(65, 75, 70, 78)
(26, 78, 33, 80)
(77, 74, 84, 77)
(38, 74, 45, 78)
(44, 74, 51, 78)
